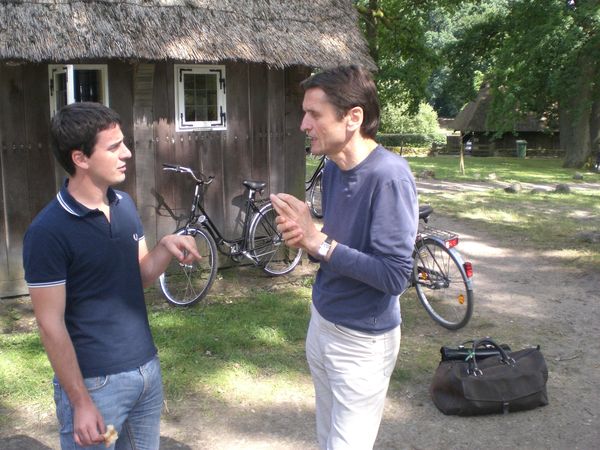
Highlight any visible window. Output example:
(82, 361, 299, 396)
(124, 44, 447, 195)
(48, 65, 109, 116)
(175, 65, 227, 131)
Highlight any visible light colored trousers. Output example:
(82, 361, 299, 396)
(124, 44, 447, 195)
(306, 304, 401, 450)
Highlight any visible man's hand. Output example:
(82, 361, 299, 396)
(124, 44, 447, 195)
(72, 398, 106, 447)
(159, 233, 202, 264)
(139, 233, 202, 287)
(270, 193, 325, 256)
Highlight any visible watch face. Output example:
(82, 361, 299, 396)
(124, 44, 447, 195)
(318, 241, 330, 257)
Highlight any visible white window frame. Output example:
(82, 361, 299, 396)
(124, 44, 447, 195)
(174, 64, 227, 132)
(48, 64, 109, 117)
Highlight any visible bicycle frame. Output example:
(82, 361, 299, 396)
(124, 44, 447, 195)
(184, 180, 268, 259)
(305, 155, 325, 191)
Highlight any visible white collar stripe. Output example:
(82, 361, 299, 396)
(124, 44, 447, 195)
(57, 192, 81, 216)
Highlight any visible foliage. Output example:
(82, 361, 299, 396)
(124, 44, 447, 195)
(439, 0, 600, 167)
(380, 102, 441, 134)
(353, 0, 464, 111)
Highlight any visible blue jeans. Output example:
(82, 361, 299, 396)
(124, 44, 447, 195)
(53, 356, 163, 450)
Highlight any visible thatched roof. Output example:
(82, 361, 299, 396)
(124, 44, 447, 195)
(452, 85, 553, 133)
(0, 0, 375, 69)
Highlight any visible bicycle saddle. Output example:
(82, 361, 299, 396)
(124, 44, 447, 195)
(419, 204, 433, 220)
(243, 180, 267, 190)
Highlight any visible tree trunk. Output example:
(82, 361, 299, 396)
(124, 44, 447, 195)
(561, 59, 596, 168)
(560, 106, 591, 168)
(589, 98, 600, 167)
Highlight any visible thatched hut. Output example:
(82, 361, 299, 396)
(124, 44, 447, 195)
(450, 85, 560, 156)
(0, 0, 374, 296)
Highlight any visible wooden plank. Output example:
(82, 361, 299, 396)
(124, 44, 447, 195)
(108, 62, 136, 200)
(23, 63, 55, 221)
(284, 66, 309, 198)
(0, 65, 30, 286)
(268, 69, 286, 195)
(222, 62, 251, 237)
(249, 63, 269, 187)
(133, 63, 158, 246)
(0, 66, 8, 288)
(153, 62, 179, 239)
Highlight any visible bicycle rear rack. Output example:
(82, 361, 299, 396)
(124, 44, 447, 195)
(419, 225, 459, 249)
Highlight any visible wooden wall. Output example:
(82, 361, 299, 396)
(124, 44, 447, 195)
(143, 62, 308, 247)
(0, 60, 308, 297)
(0, 63, 56, 297)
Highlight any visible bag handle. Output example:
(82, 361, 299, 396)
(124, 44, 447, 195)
(467, 338, 515, 376)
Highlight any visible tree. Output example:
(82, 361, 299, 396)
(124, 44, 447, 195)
(354, 0, 463, 112)
(443, 0, 600, 168)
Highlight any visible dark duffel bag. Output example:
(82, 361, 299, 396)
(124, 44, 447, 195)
(430, 338, 549, 416)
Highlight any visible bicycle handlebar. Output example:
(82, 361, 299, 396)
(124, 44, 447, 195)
(162, 163, 214, 185)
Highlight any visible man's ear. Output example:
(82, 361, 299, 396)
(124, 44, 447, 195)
(346, 106, 364, 133)
(71, 150, 89, 170)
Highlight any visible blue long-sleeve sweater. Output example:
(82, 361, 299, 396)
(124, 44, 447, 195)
(313, 145, 418, 333)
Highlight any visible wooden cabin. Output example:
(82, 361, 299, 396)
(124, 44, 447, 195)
(0, 0, 374, 297)
(450, 85, 561, 157)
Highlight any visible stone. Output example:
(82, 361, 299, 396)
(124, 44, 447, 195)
(555, 184, 571, 193)
(573, 172, 584, 180)
(418, 169, 435, 179)
(575, 231, 600, 243)
(504, 182, 523, 193)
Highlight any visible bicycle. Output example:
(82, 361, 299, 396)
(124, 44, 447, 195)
(158, 164, 303, 306)
(305, 150, 325, 219)
(412, 205, 474, 330)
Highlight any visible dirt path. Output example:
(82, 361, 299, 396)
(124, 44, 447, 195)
(1, 182, 599, 449)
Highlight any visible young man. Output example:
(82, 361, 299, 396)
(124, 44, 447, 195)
(271, 66, 418, 449)
(23, 102, 200, 449)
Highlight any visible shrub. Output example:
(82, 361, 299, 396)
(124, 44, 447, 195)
(379, 102, 445, 147)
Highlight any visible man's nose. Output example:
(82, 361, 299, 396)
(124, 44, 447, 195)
(121, 144, 132, 159)
(300, 115, 310, 132)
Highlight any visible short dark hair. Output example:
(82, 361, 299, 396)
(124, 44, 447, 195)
(300, 65, 380, 139)
(51, 102, 121, 175)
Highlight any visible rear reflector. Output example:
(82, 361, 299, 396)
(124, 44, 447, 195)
(463, 262, 473, 278)
(445, 237, 459, 249)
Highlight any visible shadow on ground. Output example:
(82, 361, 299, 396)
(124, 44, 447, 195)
(0, 435, 53, 449)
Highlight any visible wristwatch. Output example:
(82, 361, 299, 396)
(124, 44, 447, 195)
(317, 236, 333, 259)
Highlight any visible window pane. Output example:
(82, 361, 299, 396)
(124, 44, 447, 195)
(207, 104, 217, 121)
(74, 69, 101, 103)
(182, 73, 218, 122)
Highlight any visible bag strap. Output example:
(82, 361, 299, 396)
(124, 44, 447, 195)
(467, 338, 515, 376)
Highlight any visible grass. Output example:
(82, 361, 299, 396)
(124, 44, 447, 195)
(405, 155, 599, 183)
(0, 284, 315, 427)
(405, 156, 600, 271)
(150, 289, 311, 402)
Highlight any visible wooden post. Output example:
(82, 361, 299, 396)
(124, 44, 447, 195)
(459, 132, 465, 175)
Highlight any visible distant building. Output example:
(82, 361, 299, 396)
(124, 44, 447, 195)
(449, 85, 560, 156)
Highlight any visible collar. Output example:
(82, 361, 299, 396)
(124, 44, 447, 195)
(57, 178, 121, 217)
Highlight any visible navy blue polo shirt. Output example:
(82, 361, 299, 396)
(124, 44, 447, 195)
(23, 181, 157, 378)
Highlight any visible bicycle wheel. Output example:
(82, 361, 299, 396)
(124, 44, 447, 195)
(159, 227, 218, 306)
(413, 238, 473, 330)
(308, 171, 323, 218)
(249, 203, 303, 275)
